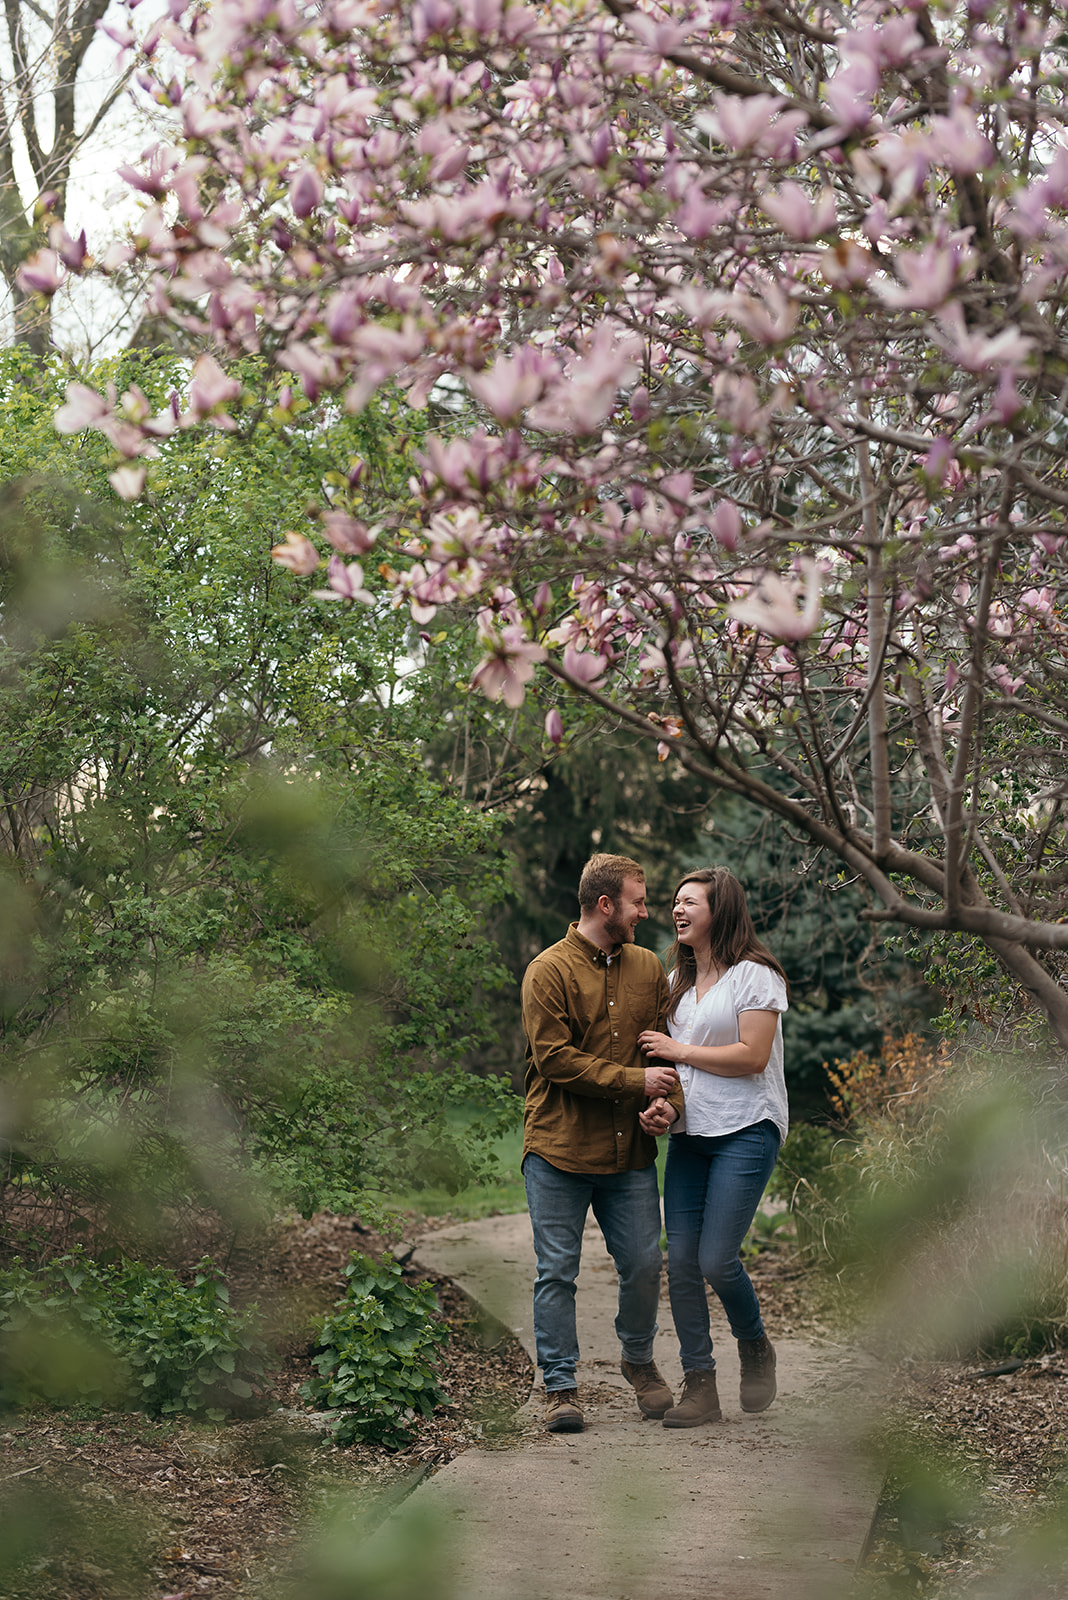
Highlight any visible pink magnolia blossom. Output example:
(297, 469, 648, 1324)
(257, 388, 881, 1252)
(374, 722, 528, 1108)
(712, 371, 775, 434)
(674, 189, 735, 240)
(100, 242, 135, 272)
(280, 342, 340, 401)
(623, 10, 687, 53)
(986, 602, 1013, 637)
(922, 437, 955, 484)
(16, 250, 64, 294)
(929, 108, 995, 175)
(825, 62, 878, 133)
(875, 241, 971, 311)
(466, 346, 554, 422)
(1020, 587, 1055, 617)
(648, 713, 683, 763)
(544, 707, 564, 744)
(272, 532, 321, 575)
(109, 466, 147, 500)
(984, 369, 1025, 426)
(991, 665, 1025, 696)
(819, 240, 875, 288)
(117, 144, 180, 198)
(709, 499, 743, 550)
(470, 627, 546, 707)
(187, 354, 241, 419)
(60, 0, 1068, 1039)
(760, 184, 837, 242)
(290, 166, 324, 218)
(934, 306, 1033, 374)
(526, 325, 641, 433)
(561, 643, 608, 687)
(696, 94, 804, 158)
(322, 512, 377, 554)
(727, 560, 822, 641)
(724, 287, 797, 345)
(55, 383, 112, 434)
(766, 645, 801, 676)
(315, 555, 375, 603)
(49, 224, 88, 270)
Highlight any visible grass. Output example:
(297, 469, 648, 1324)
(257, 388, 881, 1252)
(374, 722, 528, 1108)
(378, 1111, 677, 1225)
(375, 1109, 792, 1256)
(378, 1111, 527, 1220)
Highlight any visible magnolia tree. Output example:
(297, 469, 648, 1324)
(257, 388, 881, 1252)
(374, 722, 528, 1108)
(1, 0, 140, 350)
(25, 0, 1068, 1043)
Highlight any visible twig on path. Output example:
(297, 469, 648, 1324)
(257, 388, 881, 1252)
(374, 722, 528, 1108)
(1, 1462, 46, 1483)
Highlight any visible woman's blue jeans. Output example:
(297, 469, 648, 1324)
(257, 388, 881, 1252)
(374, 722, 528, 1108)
(664, 1121, 780, 1372)
(523, 1152, 663, 1392)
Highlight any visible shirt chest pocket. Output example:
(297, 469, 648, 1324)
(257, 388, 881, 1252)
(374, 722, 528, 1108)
(618, 976, 662, 1029)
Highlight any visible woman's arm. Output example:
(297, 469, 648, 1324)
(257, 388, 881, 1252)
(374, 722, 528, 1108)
(638, 1010, 780, 1078)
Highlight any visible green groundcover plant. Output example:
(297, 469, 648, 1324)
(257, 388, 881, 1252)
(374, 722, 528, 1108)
(301, 1253, 449, 1450)
(0, 1250, 264, 1418)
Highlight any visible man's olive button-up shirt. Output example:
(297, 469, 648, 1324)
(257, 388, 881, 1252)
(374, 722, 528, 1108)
(521, 923, 680, 1174)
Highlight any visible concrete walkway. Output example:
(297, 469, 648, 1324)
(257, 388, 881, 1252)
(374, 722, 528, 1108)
(403, 1211, 879, 1600)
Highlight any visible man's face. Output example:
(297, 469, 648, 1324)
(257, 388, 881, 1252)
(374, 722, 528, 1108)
(603, 875, 648, 946)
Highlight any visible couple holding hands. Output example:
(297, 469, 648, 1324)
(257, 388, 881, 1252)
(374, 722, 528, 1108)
(521, 853, 788, 1434)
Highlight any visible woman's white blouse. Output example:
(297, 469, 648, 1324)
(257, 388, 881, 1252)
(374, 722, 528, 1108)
(667, 959, 789, 1144)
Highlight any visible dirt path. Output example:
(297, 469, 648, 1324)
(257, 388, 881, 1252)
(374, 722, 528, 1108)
(406, 1211, 880, 1600)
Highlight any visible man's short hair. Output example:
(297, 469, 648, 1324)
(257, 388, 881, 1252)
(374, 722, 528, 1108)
(578, 853, 646, 909)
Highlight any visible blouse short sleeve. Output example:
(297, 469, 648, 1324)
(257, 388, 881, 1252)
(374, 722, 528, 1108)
(734, 960, 788, 1017)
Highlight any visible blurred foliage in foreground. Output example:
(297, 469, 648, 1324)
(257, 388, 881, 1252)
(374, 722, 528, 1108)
(0, 350, 520, 1264)
(775, 1035, 1068, 1362)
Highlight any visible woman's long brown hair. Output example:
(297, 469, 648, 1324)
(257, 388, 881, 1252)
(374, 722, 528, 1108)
(666, 867, 789, 1023)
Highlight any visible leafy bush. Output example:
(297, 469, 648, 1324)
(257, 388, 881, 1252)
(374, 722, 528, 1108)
(0, 1251, 264, 1418)
(765, 1121, 853, 1265)
(300, 1253, 449, 1449)
(825, 1032, 947, 1128)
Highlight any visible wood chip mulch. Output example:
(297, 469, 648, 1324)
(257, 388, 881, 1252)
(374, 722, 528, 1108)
(0, 1210, 531, 1600)
(854, 1351, 1068, 1598)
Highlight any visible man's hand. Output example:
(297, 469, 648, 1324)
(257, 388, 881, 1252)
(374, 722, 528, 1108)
(643, 1062, 680, 1098)
(639, 1097, 678, 1136)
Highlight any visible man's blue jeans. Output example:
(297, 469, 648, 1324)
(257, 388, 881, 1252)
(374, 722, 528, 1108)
(523, 1152, 663, 1392)
(664, 1121, 780, 1372)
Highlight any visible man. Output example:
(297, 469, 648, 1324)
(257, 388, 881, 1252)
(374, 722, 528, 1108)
(521, 852, 684, 1434)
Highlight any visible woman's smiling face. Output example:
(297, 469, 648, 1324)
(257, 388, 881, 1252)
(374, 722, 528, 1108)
(673, 880, 713, 948)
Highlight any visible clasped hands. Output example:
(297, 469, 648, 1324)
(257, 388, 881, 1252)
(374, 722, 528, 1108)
(640, 1037, 681, 1136)
(639, 1096, 677, 1135)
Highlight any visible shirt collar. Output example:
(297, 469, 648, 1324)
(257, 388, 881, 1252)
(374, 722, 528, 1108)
(566, 922, 615, 965)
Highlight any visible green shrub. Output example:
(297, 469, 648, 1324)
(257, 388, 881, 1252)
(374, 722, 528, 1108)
(0, 1251, 264, 1418)
(300, 1253, 449, 1449)
(767, 1121, 858, 1264)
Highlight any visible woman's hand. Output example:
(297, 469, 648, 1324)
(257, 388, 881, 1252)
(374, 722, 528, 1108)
(639, 1097, 678, 1136)
(638, 1029, 685, 1064)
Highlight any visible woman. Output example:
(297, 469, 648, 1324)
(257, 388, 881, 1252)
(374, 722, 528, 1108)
(638, 867, 788, 1429)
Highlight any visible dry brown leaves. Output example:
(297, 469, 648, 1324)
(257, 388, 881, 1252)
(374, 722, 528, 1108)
(0, 1211, 530, 1600)
(854, 1351, 1068, 1599)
